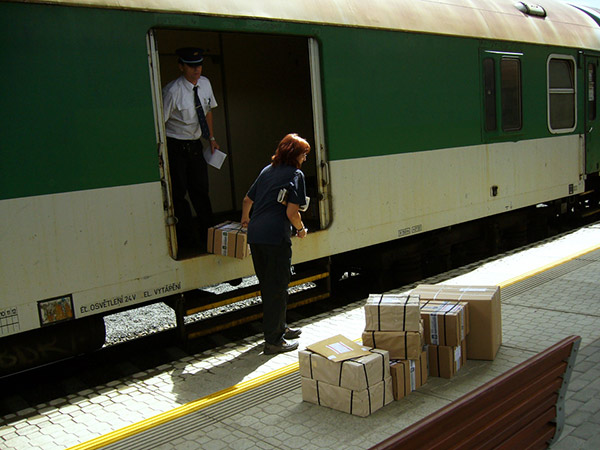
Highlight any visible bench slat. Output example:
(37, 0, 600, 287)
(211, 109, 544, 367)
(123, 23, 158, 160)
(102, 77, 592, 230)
(461, 396, 558, 449)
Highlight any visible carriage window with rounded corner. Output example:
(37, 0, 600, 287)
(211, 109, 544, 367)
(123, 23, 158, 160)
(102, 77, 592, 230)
(548, 56, 576, 132)
(500, 58, 522, 131)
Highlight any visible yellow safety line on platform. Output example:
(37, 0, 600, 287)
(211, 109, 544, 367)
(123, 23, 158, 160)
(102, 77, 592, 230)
(498, 241, 600, 289)
(66, 361, 300, 450)
(67, 240, 600, 450)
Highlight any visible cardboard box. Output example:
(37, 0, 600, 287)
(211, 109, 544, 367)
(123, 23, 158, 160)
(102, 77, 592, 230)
(361, 327, 424, 360)
(420, 300, 469, 347)
(364, 293, 421, 332)
(412, 285, 502, 360)
(306, 334, 371, 363)
(428, 340, 467, 378)
(301, 376, 393, 417)
(207, 221, 249, 259)
(299, 348, 389, 391)
(389, 350, 428, 400)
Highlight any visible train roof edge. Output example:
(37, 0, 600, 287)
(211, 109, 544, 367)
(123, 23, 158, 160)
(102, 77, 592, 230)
(6, 0, 600, 50)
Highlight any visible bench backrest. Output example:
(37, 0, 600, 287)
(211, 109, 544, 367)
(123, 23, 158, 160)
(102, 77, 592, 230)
(371, 335, 581, 450)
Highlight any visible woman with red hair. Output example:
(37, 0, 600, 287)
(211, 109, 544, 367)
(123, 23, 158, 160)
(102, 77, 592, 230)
(241, 133, 310, 354)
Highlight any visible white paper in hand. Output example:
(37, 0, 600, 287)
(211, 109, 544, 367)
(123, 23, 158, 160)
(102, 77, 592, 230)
(203, 147, 227, 169)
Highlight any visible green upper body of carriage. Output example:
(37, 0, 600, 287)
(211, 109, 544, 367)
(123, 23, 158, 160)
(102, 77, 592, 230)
(1, 0, 600, 338)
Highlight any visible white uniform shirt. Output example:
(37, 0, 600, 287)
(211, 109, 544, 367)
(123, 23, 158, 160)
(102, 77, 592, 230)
(162, 75, 217, 140)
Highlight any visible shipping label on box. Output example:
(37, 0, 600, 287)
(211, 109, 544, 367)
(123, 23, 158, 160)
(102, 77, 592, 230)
(306, 335, 371, 362)
(364, 293, 421, 332)
(413, 284, 501, 360)
(301, 376, 393, 417)
(299, 348, 390, 391)
(207, 221, 249, 259)
(389, 350, 428, 400)
(428, 340, 467, 379)
(361, 326, 424, 360)
(420, 300, 469, 347)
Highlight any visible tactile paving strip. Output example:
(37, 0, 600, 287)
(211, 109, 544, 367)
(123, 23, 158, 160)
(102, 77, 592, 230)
(103, 372, 301, 450)
(501, 248, 600, 300)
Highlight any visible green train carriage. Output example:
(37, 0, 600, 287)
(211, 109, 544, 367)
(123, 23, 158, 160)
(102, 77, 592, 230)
(1, 0, 599, 374)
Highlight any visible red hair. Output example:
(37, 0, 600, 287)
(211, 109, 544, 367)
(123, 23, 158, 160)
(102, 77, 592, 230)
(271, 133, 310, 168)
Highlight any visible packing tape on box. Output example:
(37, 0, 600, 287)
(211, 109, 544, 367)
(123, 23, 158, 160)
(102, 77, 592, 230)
(373, 294, 415, 331)
(341, 349, 386, 387)
(454, 345, 462, 371)
(423, 300, 467, 344)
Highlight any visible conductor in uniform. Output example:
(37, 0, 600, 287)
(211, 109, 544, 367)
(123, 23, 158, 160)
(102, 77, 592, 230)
(162, 47, 220, 251)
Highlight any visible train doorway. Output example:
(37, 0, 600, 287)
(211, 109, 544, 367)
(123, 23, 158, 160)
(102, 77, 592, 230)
(585, 54, 600, 174)
(147, 29, 330, 259)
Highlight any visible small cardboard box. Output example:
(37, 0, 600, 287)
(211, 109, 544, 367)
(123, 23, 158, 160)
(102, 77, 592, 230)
(361, 326, 424, 360)
(207, 221, 249, 259)
(298, 348, 390, 391)
(301, 376, 393, 417)
(364, 293, 421, 332)
(428, 340, 467, 379)
(420, 300, 469, 347)
(306, 335, 371, 363)
(412, 285, 501, 360)
(389, 350, 428, 400)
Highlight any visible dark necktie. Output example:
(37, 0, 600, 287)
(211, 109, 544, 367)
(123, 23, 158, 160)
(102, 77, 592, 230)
(193, 86, 210, 139)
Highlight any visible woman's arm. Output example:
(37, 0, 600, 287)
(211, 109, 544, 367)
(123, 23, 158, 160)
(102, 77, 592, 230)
(286, 202, 307, 238)
(241, 195, 253, 228)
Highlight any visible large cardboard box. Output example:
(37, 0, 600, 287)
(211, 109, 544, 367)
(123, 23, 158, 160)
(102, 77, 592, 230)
(306, 335, 371, 363)
(364, 294, 421, 332)
(420, 301, 469, 347)
(412, 285, 501, 360)
(207, 221, 249, 259)
(389, 350, 428, 400)
(298, 348, 390, 391)
(301, 376, 393, 417)
(428, 340, 467, 379)
(361, 327, 424, 360)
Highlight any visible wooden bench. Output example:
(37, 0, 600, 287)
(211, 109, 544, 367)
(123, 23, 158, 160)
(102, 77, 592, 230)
(371, 335, 581, 450)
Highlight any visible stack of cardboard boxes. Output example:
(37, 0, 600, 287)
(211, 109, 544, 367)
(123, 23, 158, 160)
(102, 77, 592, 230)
(361, 294, 428, 399)
(299, 335, 393, 417)
(299, 285, 501, 416)
(419, 299, 469, 378)
(412, 284, 502, 361)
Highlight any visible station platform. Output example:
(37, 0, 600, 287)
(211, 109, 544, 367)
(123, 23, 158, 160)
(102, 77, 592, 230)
(2, 222, 600, 450)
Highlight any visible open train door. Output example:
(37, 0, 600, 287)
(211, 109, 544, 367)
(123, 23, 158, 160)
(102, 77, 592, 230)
(585, 54, 600, 174)
(147, 29, 179, 259)
(146, 29, 330, 260)
(308, 39, 331, 229)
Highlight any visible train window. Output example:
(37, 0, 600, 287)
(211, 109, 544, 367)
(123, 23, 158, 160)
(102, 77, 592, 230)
(483, 58, 497, 132)
(588, 63, 596, 122)
(547, 55, 577, 133)
(501, 58, 522, 131)
(481, 50, 523, 136)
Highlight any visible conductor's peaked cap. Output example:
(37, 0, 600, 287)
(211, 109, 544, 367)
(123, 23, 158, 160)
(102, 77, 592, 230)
(176, 47, 204, 65)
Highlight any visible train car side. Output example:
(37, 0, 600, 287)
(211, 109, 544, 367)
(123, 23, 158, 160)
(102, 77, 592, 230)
(1, 0, 600, 373)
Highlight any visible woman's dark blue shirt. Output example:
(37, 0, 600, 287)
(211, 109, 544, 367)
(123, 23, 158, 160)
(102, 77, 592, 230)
(246, 164, 307, 245)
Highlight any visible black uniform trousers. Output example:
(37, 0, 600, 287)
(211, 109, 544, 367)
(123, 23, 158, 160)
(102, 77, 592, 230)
(167, 137, 213, 248)
(249, 241, 292, 345)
